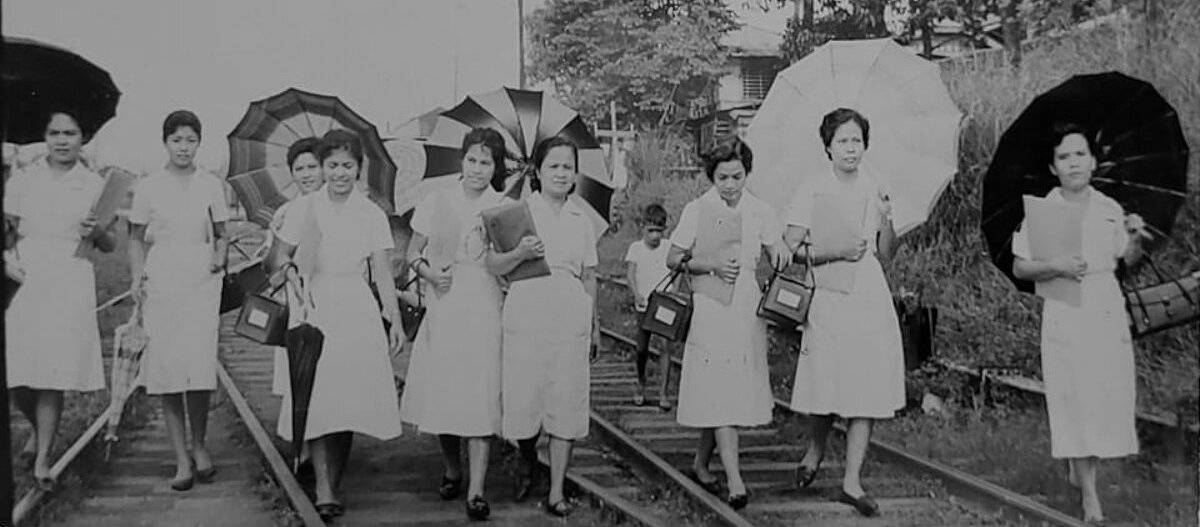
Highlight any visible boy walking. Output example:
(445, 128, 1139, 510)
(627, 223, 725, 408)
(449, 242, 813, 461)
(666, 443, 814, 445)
(623, 204, 674, 410)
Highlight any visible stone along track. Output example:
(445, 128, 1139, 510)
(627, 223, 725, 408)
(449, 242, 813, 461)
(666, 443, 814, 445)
(591, 276, 1093, 527)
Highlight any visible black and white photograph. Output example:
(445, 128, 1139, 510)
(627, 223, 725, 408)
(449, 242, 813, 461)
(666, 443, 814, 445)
(2, 0, 1197, 526)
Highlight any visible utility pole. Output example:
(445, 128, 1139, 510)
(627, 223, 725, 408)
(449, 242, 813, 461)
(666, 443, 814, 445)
(518, 0, 527, 89)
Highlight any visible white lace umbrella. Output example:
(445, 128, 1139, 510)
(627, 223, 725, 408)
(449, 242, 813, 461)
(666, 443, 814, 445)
(746, 38, 963, 236)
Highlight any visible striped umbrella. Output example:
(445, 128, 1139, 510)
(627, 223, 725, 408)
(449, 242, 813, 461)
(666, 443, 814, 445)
(402, 87, 613, 235)
(226, 88, 397, 225)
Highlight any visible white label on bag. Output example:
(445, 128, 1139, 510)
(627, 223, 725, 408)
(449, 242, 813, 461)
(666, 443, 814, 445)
(247, 308, 269, 328)
(776, 289, 803, 309)
(654, 306, 677, 325)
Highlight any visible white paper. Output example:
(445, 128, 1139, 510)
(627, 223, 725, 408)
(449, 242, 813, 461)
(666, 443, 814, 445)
(654, 306, 677, 325)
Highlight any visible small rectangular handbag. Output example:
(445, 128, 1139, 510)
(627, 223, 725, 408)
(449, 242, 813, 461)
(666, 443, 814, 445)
(1124, 264, 1199, 338)
(757, 236, 815, 330)
(639, 263, 693, 341)
(235, 272, 290, 346)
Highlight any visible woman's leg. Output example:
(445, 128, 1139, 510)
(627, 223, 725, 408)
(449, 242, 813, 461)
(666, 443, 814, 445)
(12, 388, 38, 460)
(439, 434, 464, 481)
(842, 418, 872, 496)
(32, 390, 64, 480)
(1073, 457, 1104, 521)
(656, 346, 673, 407)
(161, 393, 193, 482)
(310, 435, 336, 505)
(691, 428, 718, 480)
(634, 330, 651, 403)
(801, 413, 834, 470)
(466, 436, 490, 498)
(547, 435, 573, 505)
(185, 391, 212, 472)
(331, 432, 354, 492)
(714, 426, 745, 495)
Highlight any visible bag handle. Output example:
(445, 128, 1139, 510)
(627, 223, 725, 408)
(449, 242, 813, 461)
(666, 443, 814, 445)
(651, 253, 693, 293)
(777, 231, 816, 283)
(404, 257, 427, 308)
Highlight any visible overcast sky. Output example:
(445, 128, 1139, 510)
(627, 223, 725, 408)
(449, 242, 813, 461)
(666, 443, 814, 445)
(4, 0, 527, 173)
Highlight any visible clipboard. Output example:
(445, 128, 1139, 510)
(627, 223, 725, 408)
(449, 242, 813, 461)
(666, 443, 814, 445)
(809, 193, 866, 294)
(690, 201, 741, 305)
(1022, 195, 1084, 307)
(481, 201, 550, 282)
(74, 169, 136, 257)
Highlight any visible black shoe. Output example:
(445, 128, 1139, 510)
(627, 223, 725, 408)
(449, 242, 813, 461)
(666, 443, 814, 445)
(836, 490, 879, 517)
(684, 468, 721, 495)
(541, 498, 574, 517)
(439, 475, 463, 500)
(170, 474, 194, 492)
(316, 502, 344, 521)
(295, 460, 315, 484)
(466, 495, 490, 521)
(727, 491, 749, 510)
(794, 463, 819, 489)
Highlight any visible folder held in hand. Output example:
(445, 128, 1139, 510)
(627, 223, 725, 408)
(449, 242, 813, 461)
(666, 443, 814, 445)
(75, 169, 137, 258)
(690, 201, 742, 305)
(1022, 195, 1084, 308)
(481, 201, 550, 282)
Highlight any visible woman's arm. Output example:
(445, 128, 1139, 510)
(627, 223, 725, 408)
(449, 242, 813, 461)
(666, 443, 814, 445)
(127, 222, 149, 295)
(1121, 213, 1150, 267)
(484, 235, 542, 277)
(583, 265, 600, 357)
(5, 214, 20, 251)
(1013, 255, 1083, 283)
(210, 221, 228, 273)
(781, 225, 861, 266)
(625, 261, 643, 305)
(371, 249, 405, 353)
(876, 217, 897, 262)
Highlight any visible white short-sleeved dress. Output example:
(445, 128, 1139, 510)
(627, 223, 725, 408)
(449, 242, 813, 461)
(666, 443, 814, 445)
(130, 169, 229, 395)
(786, 169, 905, 419)
(4, 161, 106, 391)
(500, 193, 597, 440)
(399, 186, 505, 437)
(275, 189, 403, 441)
(1012, 187, 1137, 459)
(672, 188, 776, 428)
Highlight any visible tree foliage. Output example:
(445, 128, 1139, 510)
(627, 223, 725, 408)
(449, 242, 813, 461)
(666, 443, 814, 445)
(527, 0, 739, 127)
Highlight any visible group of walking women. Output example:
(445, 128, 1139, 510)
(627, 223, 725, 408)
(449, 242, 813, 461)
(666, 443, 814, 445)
(4, 102, 1146, 525)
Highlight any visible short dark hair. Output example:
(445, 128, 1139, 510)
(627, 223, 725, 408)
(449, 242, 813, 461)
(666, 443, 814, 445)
(702, 137, 753, 181)
(316, 129, 363, 166)
(162, 110, 202, 142)
(819, 108, 870, 159)
(529, 136, 578, 193)
(42, 109, 93, 143)
(1045, 122, 1098, 166)
(641, 203, 668, 227)
(461, 127, 509, 192)
(287, 137, 320, 170)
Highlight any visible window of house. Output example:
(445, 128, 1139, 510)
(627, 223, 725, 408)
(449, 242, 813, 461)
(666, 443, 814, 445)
(741, 59, 779, 101)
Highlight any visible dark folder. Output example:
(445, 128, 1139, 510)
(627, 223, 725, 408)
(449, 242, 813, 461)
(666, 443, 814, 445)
(481, 201, 551, 282)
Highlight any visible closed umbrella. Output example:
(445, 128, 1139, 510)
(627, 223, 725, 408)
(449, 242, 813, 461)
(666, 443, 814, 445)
(103, 294, 148, 461)
(981, 71, 1190, 292)
(397, 87, 613, 236)
(285, 322, 324, 472)
(746, 38, 963, 235)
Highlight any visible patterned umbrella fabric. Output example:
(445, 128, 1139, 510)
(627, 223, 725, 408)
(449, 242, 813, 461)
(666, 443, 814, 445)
(103, 292, 147, 461)
(981, 71, 1190, 292)
(746, 38, 963, 236)
(3, 36, 121, 144)
(397, 87, 613, 235)
(227, 88, 398, 224)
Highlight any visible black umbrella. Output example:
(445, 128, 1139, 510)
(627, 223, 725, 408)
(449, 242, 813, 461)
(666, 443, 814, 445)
(981, 71, 1190, 292)
(2, 36, 121, 144)
(285, 323, 324, 472)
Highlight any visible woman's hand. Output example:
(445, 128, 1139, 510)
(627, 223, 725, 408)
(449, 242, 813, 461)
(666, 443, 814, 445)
(387, 313, 406, 355)
(714, 256, 739, 284)
(841, 239, 868, 262)
(210, 245, 225, 274)
(78, 213, 99, 239)
(430, 263, 454, 293)
(1125, 213, 1152, 241)
(769, 240, 792, 272)
(516, 235, 545, 261)
(1050, 255, 1087, 281)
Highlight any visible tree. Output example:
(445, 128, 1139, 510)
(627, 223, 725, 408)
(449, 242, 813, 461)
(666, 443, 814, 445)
(527, 0, 739, 127)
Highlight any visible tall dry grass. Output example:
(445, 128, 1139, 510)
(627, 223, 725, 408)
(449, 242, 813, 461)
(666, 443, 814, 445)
(889, 2, 1200, 418)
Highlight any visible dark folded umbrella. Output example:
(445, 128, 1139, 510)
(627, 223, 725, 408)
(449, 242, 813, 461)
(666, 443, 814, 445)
(285, 322, 324, 472)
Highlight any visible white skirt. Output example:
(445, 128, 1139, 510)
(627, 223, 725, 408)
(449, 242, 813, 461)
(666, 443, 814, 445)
(790, 255, 905, 418)
(399, 264, 503, 436)
(501, 272, 592, 440)
(277, 273, 402, 441)
(142, 243, 221, 395)
(6, 238, 105, 391)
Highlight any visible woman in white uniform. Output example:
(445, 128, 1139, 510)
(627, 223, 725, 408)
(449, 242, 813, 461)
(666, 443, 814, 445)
(272, 129, 405, 521)
(1012, 122, 1148, 524)
(666, 138, 789, 510)
(400, 127, 506, 520)
(485, 137, 600, 518)
(5, 110, 114, 490)
(128, 110, 229, 491)
(782, 108, 904, 517)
